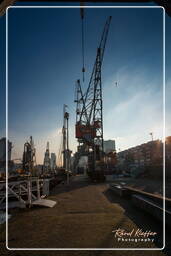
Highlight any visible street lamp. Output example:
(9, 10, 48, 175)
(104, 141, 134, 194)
(149, 132, 153, 141)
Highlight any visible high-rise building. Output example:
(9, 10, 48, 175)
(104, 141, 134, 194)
(104, 140, 115, 154)
(51, 153, 56, 170)
(0, 137, 12, 162)
(43, 142, 51, 172)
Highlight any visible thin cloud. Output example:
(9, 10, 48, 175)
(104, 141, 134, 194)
(103, 67, 163, 151)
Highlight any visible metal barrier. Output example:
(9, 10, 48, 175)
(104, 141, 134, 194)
(0, 178, 55, 209)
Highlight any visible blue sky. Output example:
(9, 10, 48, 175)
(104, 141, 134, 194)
(0, 3, 170, 164)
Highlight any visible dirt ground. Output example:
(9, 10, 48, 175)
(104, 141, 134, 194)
(0, 175, 170, 256)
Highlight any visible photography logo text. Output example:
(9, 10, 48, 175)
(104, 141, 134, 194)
(112, 228, 157, 243)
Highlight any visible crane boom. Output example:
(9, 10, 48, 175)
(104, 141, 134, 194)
(80, 16, 112, 126)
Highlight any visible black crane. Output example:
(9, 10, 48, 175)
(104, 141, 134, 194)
(75, 16, 112, 180)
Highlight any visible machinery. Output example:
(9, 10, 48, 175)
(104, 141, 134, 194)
(22, 136, 36, 175)
(62, 104, 72, 182)
(75, 14, 112, 181)
(62, 104, 69, 170)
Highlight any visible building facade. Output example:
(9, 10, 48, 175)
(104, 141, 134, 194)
(0, 137, 13, 178)
(117, 139, 163, 168)
(104, 140, 115, 154)
(166, 136, 171, 160)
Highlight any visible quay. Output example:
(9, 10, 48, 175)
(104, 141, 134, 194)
(0, 175, 169, 256)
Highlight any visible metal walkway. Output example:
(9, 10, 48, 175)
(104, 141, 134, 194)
(0, 178, 56, 209)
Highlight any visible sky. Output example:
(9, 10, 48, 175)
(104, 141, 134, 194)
(0, 2, 171, 164)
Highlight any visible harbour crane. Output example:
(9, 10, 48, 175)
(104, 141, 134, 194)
(75, 15, 112, 181)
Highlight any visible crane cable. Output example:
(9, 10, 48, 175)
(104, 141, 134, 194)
(80, 3, 85, 83)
